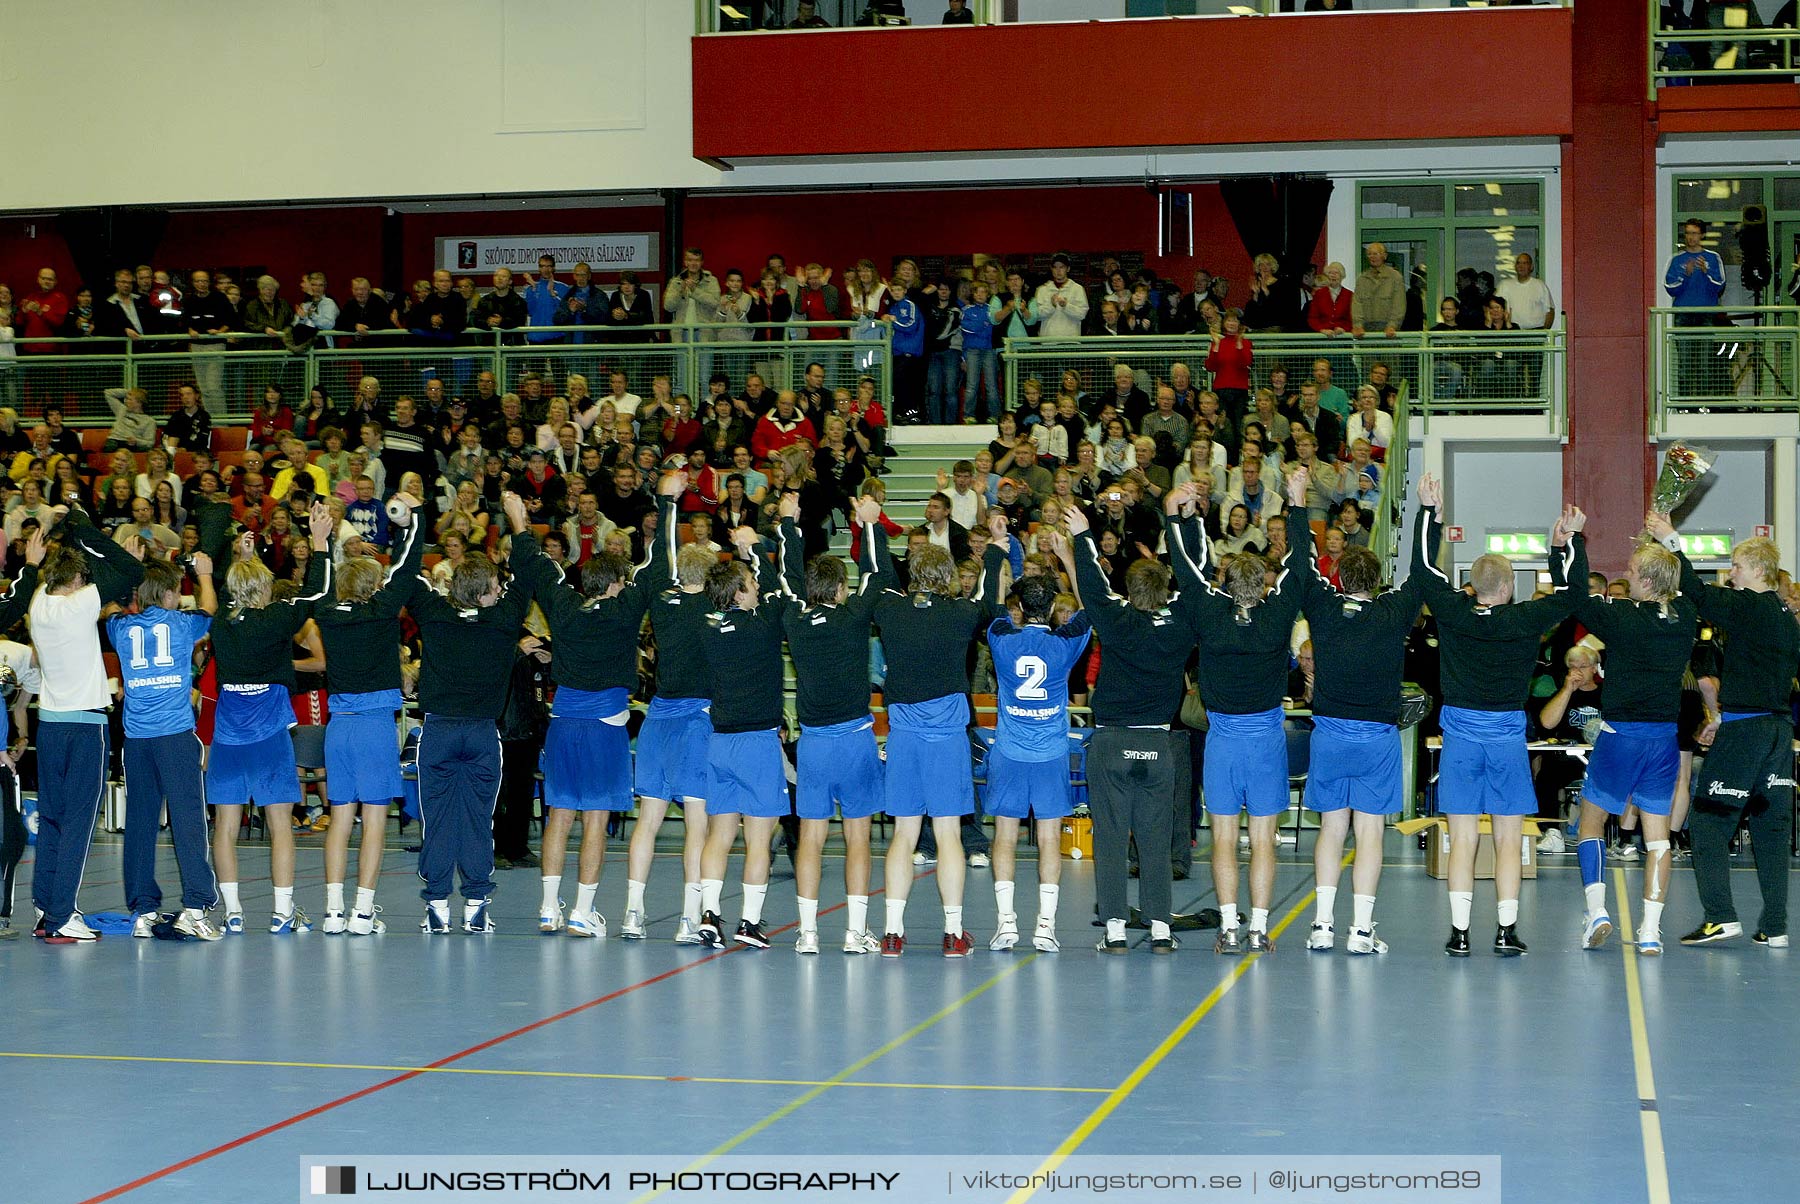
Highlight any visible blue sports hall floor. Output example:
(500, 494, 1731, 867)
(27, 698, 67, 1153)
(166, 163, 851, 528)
(4, 830, 1793, 1203)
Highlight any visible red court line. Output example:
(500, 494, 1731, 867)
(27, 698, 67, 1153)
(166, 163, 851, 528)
(78, 874, 927, 1202)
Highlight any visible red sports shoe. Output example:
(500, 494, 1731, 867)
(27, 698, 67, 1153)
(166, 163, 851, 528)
(880, 932, 905, 958)
(942, 931, 974, 958)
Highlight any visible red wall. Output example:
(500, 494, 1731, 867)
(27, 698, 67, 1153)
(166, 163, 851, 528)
(684, 184, 1326, 296)
(694, 9, 1573, 161)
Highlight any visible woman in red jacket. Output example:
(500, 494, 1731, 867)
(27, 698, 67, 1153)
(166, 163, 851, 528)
(1204, 309, 1254, 427)
(1306, 262, 1353, 335)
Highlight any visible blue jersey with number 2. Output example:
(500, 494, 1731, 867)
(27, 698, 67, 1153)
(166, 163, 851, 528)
(987, 614, 1092, 763)
(107, 608, 211, 740)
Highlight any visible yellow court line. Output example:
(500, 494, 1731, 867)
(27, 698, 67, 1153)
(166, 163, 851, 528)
(1613, 869, 1673, 1204)
(1005, 880, 1326, 1204)
(0, 1049, 1100, 1095)
(635, 953, 1040, 1203)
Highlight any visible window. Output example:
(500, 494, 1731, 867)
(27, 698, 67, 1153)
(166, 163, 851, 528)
(1670, 173, 1800, 306)
(1357, 178, 1548, 305)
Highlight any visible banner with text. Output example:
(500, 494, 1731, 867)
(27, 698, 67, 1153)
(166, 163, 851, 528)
(436, 233, 659, 275)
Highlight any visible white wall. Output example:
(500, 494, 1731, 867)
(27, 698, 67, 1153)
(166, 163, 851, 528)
(0, 0, 719, 211)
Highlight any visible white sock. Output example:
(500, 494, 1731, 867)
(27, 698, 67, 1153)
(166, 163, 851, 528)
(540, 875, 562, 912)
(626, 879, 646, 915)
(798, 896, 819, 934)
(1584, 882, 1607, 916)
(1106, 917, 1127, 942)
(1150, 919, 1170, 941)
(326, 882, 345, 912)
(463, 898, 484, 919)
(1641, 898, 1665, 940)
(847, 895, 869, 934)
(273, 886, 293, 916)
(1249, 907, 1269, 934)
(1038, 883, 1059, 924)
(683, 881, 703, 923)
(1352, 894, 1376, 931)
(575, 882, 598, 915)
(742, 883, 767, 924)
(1315, 885, 1337, 925)
(944, 905, 964, 936)
(1220, 903, 1240, 931)
(1497, 898, 1519, 926)
(1449, 891, 1473, 931)
(994, 879, 1016, 921)
(885, 898, 907, 935)
(354, 887, 375, 914)
(701, 878, 724, 915)
(221, 882, 241, 913)
(428, 898, 451, 920)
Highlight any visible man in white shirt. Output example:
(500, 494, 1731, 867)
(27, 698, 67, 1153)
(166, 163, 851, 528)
(1033, 253, 1090, 340)
(605, 370, 643, 420)
(1495, 253, 1555, 330)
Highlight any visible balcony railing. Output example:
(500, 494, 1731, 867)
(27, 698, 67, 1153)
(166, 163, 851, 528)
(1651, 0, 1800, 91)
(1650, 305, 1800, 431)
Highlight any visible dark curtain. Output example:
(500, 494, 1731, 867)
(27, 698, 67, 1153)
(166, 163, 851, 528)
(55, 208, 169, 295)
(1218, 176, 1332, 331)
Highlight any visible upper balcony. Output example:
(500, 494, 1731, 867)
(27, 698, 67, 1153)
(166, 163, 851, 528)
(1650, 2, 1800, 131)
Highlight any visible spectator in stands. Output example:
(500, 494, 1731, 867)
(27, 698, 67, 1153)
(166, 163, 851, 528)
(1226, 456, 1282, 530)
(102, 386, 158, 452)
(664, 247, 721, 345)
(883, 280, 925, 424)
(1289, 430, 1343, 526)
(521, 256, 568, 344)
(1307, 261, 1352, 336)
(61, 285, 97, 343)
(164, 383, 213, 451)
(1351, 242, 1405, 338)
(1335, 497, 1371, 548)
(406, 271, 465, 348)
(1141, 385, 1192, 453)
(991, 268, 1037, 352)
(1097, 417, 1134, 480)
(1092, 299, 1125, 337)
(473, 268, 528, 344)
(96, 268, 151, 341)
(1498, 252, 1556, 330)
(337, 276, 387, 341)
(793, 263, 843, 339)
(1294, 382, 1342, 458)
(943, 0, 974, 21)
(1034, 253, 1089, 340)
(292, 272, 338, 347)
(552, 261, 607, 343)
(708, 269, 755, 344)
(234, 472, 276, 534)
(1311, 357, 1351, 419)
(16, 267, 68, 353)
(1317, 527, 1346, 587)
(116, 495, 180, 555)
(1173, 435, 1225, 502)
(271, 435, 329, 501)
(93, 475, 136, 534)
(749, 391, 815, 461)
(1214, 504, 1266, 560)
(250, 384, 295, 447)
(921, 491, 972, 561)
(46, 458, 83, 510)
(243, 275, 295, 346)
(316, 427, 354, 490)
(134, 447, 182, 504)
(1242, 252, 1294, 332)
(345, 374, 387, 428)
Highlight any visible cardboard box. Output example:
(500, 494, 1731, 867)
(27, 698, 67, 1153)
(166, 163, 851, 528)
(1398, 816, 1539, 881)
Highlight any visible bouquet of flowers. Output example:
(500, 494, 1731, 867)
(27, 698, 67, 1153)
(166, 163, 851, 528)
(1650, 442, 1715, 515)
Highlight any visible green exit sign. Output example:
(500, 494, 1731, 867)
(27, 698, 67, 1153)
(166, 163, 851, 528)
(1680, 532, 1733, 558)
(1485, 532, 1548, 558)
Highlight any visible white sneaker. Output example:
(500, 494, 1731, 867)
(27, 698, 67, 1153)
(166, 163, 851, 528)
(1537, 828, 1566, 855)
(269, 909, 311, 934)
(968, 852, 991, 869)
(842, 929, 881, 955)
(55, 916, 100, 942)
(320, 909, 349, 935)
(912, 850, 933, 866)
(132, 911, 161, 939)
(1583, 911, 1614, 950)
(989, 914, 1020, 952)
(1611, 841, 1641, 863)
(673, 916, 705, 945)
(347, 907, 386, 936)
(567, 908, 606, 938)
(539, 900, 566, 934)
(1032, 916, 1060, 953)
(175, 909, 223, 942)
(795, 929, 820, 955)
(1347, 926, 1388, 955)
(225, 912, 245, 935)
(620, 908, 647, 940)
(1306, 921, 1335, 952)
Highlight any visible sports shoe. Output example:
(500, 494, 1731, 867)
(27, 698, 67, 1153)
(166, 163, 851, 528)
(269, 909, 311, 934)
(567, 908, 607, 938)
(912, 850, 933, 866)
(1445, 927, 1471, 957)
(620, 909, 647, 940)
(1753, 931, 1789, 948)
(225, 912, 245, 935)
(320, 909, 349, 935)
(795, 929, 820, 955)
(1305, 921, 1335, 952)
(132, 911, 162, 939)
(1347, 926, 1388, 955)
(968, 852, 990, 869)
(1536, 828, 1566, 855)
(1247, 929, 1275, 954)
(1032, 916, 1060, 953)
(1610, 841, 1640, 863)
(53, 915, 100, 942)
(1493, 924, 1528, 956)
(175, 909, 223, 941)
(462, 901, 494, 933)
(734, 918, 769, 949)
(989, 914, 1020, 952)
(1637, 937, 1664, 957)
(1680, 920, 1742, 946)
(539, 900, 566, 934)
(309, 811, 331, 832)
(675, 916, 706, 945)
(1096, 933, 1129, 954)
(697, 911, 724, 947)
(880, 932, 905, 957)
(942, 930, 974, 958)
(1214, 926, 1243, 955)
(0, 920, 17, 940)
(1582, 912, 1614, 951)
(348, 908, 385, 936)
(843, 929, 881, 955)
(1150, 933, 1179, 954)
(421, 906, 452, 935)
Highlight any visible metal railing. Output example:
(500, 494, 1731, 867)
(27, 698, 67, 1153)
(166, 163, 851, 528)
(1651, 0, 1800, 93)
(1650, 305, 1800, 430)
(0, 323, 889, 427)
(999, 329, 1565, 434)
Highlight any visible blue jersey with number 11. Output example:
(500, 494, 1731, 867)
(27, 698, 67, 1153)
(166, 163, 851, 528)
(107, 608, 211, 740)
(988, 614, 1092, 763)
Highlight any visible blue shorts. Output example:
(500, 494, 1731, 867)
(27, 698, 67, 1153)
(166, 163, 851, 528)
(206, 730, 301, 808)
(983, 747, 1073, 820)
(325, 710, 402, 806)
(707, 730, 790, 818)
(1305, 717, 1403, 816)
(635, 699, 710, 803)
(1583, 721, 1678, 817)
(884, 697, 974, 818)
(1203, 708, 1289, 818)
(797, 720, 884, 820)
(1437, 706, 1533, 816)
(545, 717, 633, 812)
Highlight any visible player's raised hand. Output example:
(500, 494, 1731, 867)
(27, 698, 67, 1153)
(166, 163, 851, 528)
(1063, 505, 1089, 537)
